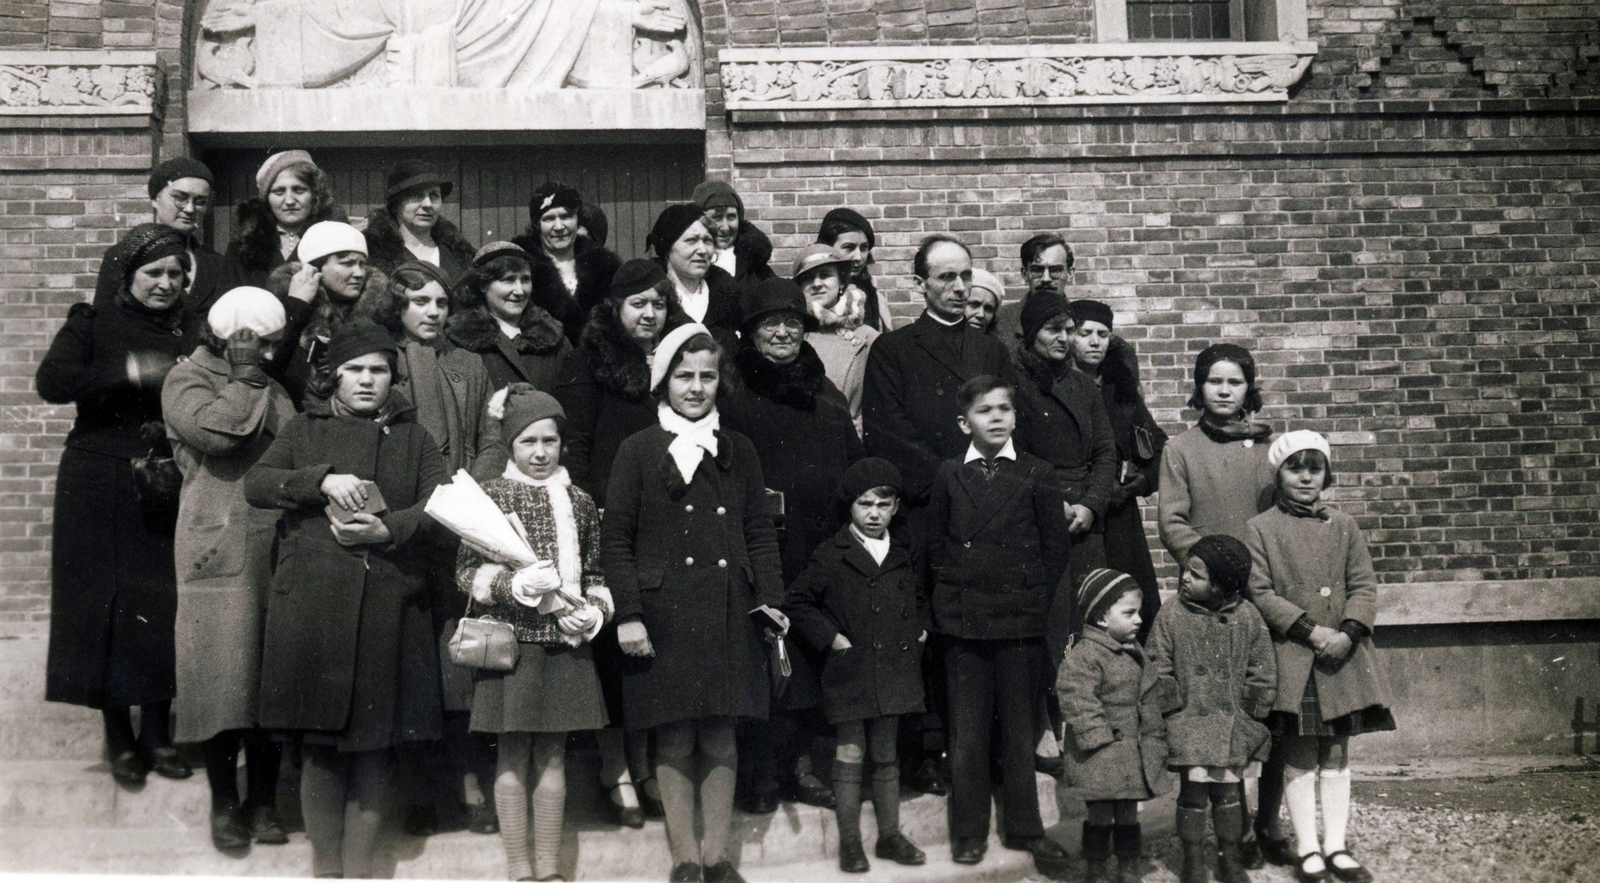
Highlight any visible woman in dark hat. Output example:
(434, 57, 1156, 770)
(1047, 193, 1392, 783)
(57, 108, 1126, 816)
(36, 223, 198, 788)
(95, 157, 236, 319)
(244, 318, 447, 879)
(720, 276, 862, 813)
(363, 160, 476, 282)
(227, 150, 344, 287)
(551, 258, 687, 825)
(511, 181, 622, 346)
(444, 241, 572, 393)
(692, 180, 775, 286)
(1064, 300, 1167, 641)
(648, 203, 743, 344)
(817, 207, 891, 331)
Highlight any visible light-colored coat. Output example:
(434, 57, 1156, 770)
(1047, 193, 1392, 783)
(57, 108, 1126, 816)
(1157, 426, 1276, 562)
(1246, 506, 1393, 721)
(1056, 629, 1170, 801)
(162, 347, 297, 743)
(1145, 596, 1277, 770)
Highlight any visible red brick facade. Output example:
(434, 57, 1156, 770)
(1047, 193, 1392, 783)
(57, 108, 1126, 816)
(2, 0, 1597, 633)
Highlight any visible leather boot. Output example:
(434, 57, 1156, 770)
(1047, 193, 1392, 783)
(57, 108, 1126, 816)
(1082, 822, 1114, 883)
(1113, 823, 1143, 883)
(1177, 804, 1210, 883)
(1213, 797, 1249, 883)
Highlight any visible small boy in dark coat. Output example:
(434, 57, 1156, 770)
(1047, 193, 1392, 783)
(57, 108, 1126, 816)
(924, 375, 1072, 872)
(785, 458, 930, 874)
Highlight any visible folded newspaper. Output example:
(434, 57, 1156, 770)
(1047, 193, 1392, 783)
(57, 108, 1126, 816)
(424, 469, 584, 616)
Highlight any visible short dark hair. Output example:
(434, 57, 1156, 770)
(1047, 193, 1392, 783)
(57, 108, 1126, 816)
(1187, 344, 1264, 414)
(1279, 449, 1335, 489)
(818, 217, 866, 247)
(1020, 233, 1073, 271)
(957, 374, 1014, 413)
(454, 253, 532, 313)
(913, 234, 969, 280)
(370, 265, 450, 337)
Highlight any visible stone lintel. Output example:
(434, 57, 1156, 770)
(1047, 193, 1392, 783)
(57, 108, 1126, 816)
(186, 88, 707, 134)
(1378, 578, 1600, 627)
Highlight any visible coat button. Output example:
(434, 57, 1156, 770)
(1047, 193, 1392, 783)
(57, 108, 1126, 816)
(685, 557, 694, 566)
(935, 387, 945, 396)
(868, 578, 876, 586)
(1219, 615, 1228, 624)
(871, 604, 881, 613)
(963, 541, 971, 548)
(934, 431, 944, 440)
(899, 641, 909, 651)
(718, 559, 727, 568)
(717, 506, 726, 515)
(874, 641, 884, 651)
(1195, 665, 1207, 676)
(1320, 587, 1332, 597)
(685, 504, 694, 513)
(902, 609, 910, 619)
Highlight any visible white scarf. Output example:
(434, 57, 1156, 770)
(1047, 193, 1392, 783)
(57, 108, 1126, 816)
(657, 402, 719, 484)
(501, 462, 581, 603)
(849, 523, 890, 566)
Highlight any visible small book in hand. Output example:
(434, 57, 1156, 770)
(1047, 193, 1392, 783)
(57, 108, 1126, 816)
(749, 605, 787, 633)
(325, 481, 387, 524)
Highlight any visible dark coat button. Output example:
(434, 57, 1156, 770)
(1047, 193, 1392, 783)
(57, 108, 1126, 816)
(871, 604, 881, 613)
(1195, 665, 1207, 676)
(899, 641, 909, 651)
(874, 641, 884, 651)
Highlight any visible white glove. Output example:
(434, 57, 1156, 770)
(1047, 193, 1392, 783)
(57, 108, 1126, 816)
(511, 560, 562, 606)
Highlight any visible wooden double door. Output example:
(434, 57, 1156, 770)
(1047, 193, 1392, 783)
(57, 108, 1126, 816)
(201, 142, 706, 262)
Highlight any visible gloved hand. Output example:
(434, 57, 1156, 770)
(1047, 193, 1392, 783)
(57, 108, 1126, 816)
(225, 328, 269, 387)
(511, 560, 563, 606)
(557, 603, 603, 637)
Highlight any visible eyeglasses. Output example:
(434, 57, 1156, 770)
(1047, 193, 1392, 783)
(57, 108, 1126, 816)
(758, 315, 807, 334)
(165, 193, 211, 211)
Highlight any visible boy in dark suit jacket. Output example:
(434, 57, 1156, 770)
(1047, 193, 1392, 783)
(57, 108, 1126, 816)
(925, 375, 1072, 872)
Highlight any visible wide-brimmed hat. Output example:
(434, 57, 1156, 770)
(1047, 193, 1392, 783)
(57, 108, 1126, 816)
(790, 244, 854, 282)
(739, 277, 819, 334)
(385, 159, 452, 201)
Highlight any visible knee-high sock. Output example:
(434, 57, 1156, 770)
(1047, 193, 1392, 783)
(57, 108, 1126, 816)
(202, 731, 243, 810)
(137, 700, 173, 750)
(698, 722, 738, 865)
(531, 738, 566, 881)
(103, 708, 137, 757)
(870, 764, 900, 840)
(1258, 744, 1287, 839)
(495, 738, 533, 881)
(655, 726, 699, 866)
(1319, 768, 1352, 856)
(833, 760, 864, 845)
(244, 732, 284, 810)
(342, 751, 390, 879)
(301, 747, 348, 879)
(1283, 764, 1321, 859)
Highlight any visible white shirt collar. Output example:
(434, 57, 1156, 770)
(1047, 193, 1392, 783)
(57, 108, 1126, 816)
(494, 315, 521, 339)
(675, 276, 710, 323)
(963, 438, 1017, 464)
(925, 309, 963, 327)
(849, 524, 891, 565)
(713, 246, 738, 277)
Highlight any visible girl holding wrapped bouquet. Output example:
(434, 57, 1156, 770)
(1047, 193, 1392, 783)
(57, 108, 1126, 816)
(600, 323, 786, 883)
(456, 384, 611, 882)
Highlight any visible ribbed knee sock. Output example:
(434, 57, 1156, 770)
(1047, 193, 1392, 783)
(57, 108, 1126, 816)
(494, 773, 531, 880)
(1283, 764, 1321, 859)
(833, 760, 864, 845)
(870, 764, 900, 840)
(531, 776, 565, 879)
(1319, 768, 1351, 855)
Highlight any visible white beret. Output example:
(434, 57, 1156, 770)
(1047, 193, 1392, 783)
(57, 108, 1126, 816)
(255, 149, 315, 194)
(208, 286, 286, 339)
(968, 267, 1006, 298)
(297, 220, 367, 264)
(650, 322, 712, 392)
(1268, 429, 1331, 470)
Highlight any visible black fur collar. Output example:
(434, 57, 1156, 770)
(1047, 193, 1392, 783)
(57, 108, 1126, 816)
(1016, 344, 1072, 392)
(363, 209, 475, 273)
(443, 304, 566, 356)
(732, 222, 773, 280)
(577, 302, 687, 401)
(229, 198, 345, 274)
(735, 339, 828, 411)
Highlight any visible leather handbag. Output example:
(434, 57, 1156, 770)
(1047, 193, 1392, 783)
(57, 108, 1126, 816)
(448, 597, 518, 672)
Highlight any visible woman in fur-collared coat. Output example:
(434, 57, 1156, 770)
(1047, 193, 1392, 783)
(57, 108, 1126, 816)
(361, 160, 476, 284)
(444, 242, 572, 393)
(226, 151, 344, 288)
(511, 182, 622, 345)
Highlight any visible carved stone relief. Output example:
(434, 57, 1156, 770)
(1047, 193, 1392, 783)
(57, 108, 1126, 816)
(194, 0, 700, 91)
(720, 46, 1317, 108)
(1, 56, 161, 114)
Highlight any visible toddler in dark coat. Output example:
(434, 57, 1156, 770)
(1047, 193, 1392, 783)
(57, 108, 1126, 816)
(1146, 535, 1277, 883)
(784, 458, 929, 873)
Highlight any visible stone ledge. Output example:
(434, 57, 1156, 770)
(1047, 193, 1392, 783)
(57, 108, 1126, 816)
(1378, 578, 1600, 627)
(187, 88, 707, 135)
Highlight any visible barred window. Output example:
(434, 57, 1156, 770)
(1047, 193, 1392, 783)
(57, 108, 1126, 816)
(1127, 0, 1231, 40)
(1098, 0, 1306, 43)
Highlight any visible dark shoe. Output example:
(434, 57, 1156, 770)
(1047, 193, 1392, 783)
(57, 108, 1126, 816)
(149, 746, 193, 780)
(637, 777, 666, 819)
(607, 785, 644, 829)
(951, 837, 987, 865)
(701, 860, 744, 883)
(1325, 850, 1373, 883)
(246, 804, 289, 844)
(403, 804, 439, 836)
(1034, 752, 1065, 778)
(1112, 823, 1142, 883)
(906, 757, 948, 795)
(668, 862, 702, 883)
(110, 749, 150, 787)
(1295, 852, 1331, 883)
(781, 774, 835, 808)
(874, 833, 926, 866)
(1240, 834, 1264, 870)
(1258, 834, 1299, 867)
(1002, 835, 1069, 861)
(1217, 840, 1249, 883)
(210, 803, 251, 850)
(838, 840, 870, 874)
(467, 801, 500, 835)
(734, 789, 778, 815)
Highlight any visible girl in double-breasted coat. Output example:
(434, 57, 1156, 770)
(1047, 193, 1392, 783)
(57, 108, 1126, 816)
(243, 319, 446, 879)
(783, 458, 929, 874)
(1246, 431, 1394, 883)
(162, 286, 298, 849)
(1146, 535, 1277, 883)
(600, 323, 785, 883)
(1057, 570, 1170, 883)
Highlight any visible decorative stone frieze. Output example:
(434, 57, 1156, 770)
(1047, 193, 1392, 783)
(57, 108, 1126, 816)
(0, 51, 163, 116)
(720, 43, 1317, 109)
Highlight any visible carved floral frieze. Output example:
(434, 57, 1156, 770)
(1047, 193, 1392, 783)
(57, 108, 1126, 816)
(1, 53, 162, 115)
(720, 44, 1317, 108)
